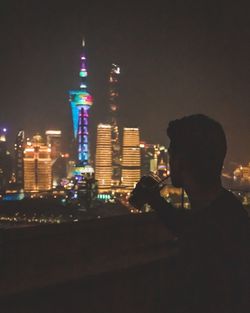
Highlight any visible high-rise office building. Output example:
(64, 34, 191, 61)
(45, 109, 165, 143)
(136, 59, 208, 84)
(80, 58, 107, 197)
(95, 124, 112, 192)
(69, 39, 93, 167)
(0, 128, 12, 191)
(45, 130, 65, 187)
(23, 135, 52, 192)
(109, 64, 121, 185)
(140, 142, 155, 176)
(45, 130, 62, 160)
(14, 130, 25, 188)
(121, 128, 141, 191)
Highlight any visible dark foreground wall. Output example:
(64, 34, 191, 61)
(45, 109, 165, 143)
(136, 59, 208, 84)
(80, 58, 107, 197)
(0, 213, 178, 313)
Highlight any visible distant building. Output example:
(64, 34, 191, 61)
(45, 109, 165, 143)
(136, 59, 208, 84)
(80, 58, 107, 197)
(14, 130, 25, 189)
(95, 124, 112, 192)
(45, 130, 66, 187)
(140, 143, 169, 178)
(66, 160, 77, 179)
(45, 130, 62, 160)
(234, 163, 250, 184)
(109, 64, 121, 186)
(51, 154, 68, 188)
(23, 135, 52, 192)
(156, 145, 169, 179)
(140, 142, 155, 176)
(121, 128, 141, 191)
(0, 128, 12, 191)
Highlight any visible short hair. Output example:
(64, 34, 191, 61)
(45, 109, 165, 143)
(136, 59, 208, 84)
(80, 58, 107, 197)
(167, 114, 227, 185)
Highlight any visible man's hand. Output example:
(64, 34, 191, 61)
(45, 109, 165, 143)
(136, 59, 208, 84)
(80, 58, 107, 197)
(129, 175, 162, 209)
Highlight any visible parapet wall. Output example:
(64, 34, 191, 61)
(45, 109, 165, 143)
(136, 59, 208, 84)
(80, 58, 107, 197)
(0, 213, 177, 302)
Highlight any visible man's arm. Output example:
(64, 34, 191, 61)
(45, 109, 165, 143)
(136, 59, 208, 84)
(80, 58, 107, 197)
(148, 191, 190, 236)
(129, 177, 190, 236)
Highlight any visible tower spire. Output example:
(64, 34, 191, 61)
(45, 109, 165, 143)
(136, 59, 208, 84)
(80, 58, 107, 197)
(69, 39, 93, 166)
(79, 38, 88, 89)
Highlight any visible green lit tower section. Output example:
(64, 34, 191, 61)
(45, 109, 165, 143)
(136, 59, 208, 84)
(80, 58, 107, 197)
(69, 39, 93, 166)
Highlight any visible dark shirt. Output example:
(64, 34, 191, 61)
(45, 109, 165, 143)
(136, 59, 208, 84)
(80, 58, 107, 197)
(150, 188, 250, 313)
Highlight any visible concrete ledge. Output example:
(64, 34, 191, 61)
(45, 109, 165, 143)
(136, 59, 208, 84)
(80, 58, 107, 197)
(0, 213, 177, 296)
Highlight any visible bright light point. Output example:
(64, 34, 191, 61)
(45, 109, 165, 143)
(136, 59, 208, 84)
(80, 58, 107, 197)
(3, 128, 7, 132)
(45, 130, 61, 135)
(80, 71, 87, 78)
(82, 38, 85, 47)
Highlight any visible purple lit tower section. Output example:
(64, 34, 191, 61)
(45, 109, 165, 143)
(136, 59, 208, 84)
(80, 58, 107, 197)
(69, 39, 93, 166)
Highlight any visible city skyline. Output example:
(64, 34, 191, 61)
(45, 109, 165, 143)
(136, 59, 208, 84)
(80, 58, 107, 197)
(1, 1, 250, 166)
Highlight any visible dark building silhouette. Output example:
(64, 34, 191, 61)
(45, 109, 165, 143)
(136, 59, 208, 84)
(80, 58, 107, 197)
(109, 64, 121, 186)
(14, 130, 25, 189)
(140, 142, 155, 176)
(140, 143, 169, 178)
(51, 155, 68, 187)
(45, 130, 62, 160)
(0, 128, 12, 191)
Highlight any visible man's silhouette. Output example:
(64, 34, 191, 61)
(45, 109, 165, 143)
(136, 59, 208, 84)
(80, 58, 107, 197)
(130, 114, 249, 313)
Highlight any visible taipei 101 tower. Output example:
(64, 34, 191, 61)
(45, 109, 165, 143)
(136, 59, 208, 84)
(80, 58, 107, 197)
(69, 39, 93, 169)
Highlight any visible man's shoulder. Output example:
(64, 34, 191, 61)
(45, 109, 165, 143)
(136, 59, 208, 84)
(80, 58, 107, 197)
(213, 188, 246, 214)
(210, 188, 249, 233)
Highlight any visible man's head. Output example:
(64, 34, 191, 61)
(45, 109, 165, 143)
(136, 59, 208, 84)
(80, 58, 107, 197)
(167, 114, 227, 188)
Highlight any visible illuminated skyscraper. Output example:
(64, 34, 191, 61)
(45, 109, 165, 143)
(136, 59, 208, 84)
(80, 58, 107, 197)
(95, 124, 112, 192)
(121, 128, 141, 191)
(69, 39, 93, 166)
(14, 130, 25, 188)
(45, 130, 62, 160)
(109, 64, 121, 185)
(0, 128, 12, 190)
(23, 135, 52, 192)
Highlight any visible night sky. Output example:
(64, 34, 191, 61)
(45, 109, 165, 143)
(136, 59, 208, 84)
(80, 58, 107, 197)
(1, 0, 250, 167)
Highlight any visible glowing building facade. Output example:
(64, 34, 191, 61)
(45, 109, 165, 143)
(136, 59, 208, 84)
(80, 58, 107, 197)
(233, 163, 250, 184)
(69, 39, 93, 166)
(121, 128, 141, 191)
(95, 124, 112, 192)
(109, 64, 121, 185)
(23, 135, 52, 192)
